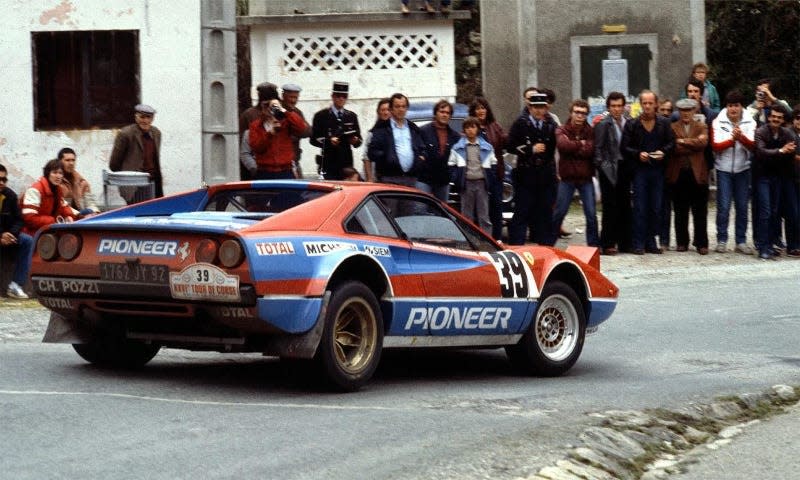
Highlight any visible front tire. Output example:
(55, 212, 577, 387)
(73, 336, 160, 368)
(315, 281, 383, 392)
(506, 280, 585, 376)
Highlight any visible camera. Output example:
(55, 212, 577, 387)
(756, 91, 766, 101)
(271, 104, 286, 120)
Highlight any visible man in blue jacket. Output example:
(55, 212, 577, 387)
(367, 93, 426, 188)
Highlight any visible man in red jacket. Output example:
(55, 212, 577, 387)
(552, 99, 598, 247)
(246, 91, 309, 180)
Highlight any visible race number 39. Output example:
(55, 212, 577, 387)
(484, 251, 537, 298)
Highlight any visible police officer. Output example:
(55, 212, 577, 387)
(507, 93, 558, 245)
(310, 81, 362, 180)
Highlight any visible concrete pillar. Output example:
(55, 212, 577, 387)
(201, 0, 239, 184)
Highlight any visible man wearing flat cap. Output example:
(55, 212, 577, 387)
(668, 98, 710, 254)
(507, 92, 559, 246)
(109, 103, 163, 204)
(311, 81, 362, 180)
(281, 83, 311, 178)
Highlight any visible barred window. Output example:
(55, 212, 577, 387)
(32, 30, 140, 130)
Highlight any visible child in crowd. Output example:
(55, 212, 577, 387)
(448, 116, 497, 234)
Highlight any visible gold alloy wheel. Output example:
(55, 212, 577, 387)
(332, 297, 378, 375)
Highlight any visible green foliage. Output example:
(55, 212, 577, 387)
(706, 0, 800, 107)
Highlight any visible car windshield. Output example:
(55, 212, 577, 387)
(204, 188, 329, 215)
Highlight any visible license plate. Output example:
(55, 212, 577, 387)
(99, 262, 169, 284)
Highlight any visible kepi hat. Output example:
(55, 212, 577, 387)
(332, 81, 349, 95)
(527, 93, 548, 106)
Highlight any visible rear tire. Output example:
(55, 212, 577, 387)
(506, 281, 585, 376)
(73, 336, 160, 368)
(314, 281, 383, 392)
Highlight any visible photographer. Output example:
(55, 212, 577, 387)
(311, 81, 362, 180)
(245, 85, 309, 180)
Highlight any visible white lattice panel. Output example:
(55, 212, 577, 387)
(283, 34, 439, 71)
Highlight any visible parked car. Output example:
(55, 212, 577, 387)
(31, 180, 618, 391)
(406, 101, 515, 221)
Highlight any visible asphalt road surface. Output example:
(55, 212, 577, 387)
(1, 256, 799, 479)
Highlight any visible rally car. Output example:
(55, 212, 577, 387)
(31, 180, 618, 391)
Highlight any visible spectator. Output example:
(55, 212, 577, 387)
(281, 83, 312, 178)
(58, 147, 99, 216)
(247, 90, 310, 180)
(746, 78, 792, 126)
(470, 96, 508, 240)
(341, 167, 363, 182)
(109, 104, 163, 204)
(418, 100, 460, 202)
(711, 90, 756, 254)
(594, 91, 633, 255)
(239, 82, 279, 180)
(401, 0, 450, 14)
(753, 104, 796, 260)
(552, 99, 598, 247)
(367, 93, 426, 188)
(448, 116, 496, 234)
(679, 63, 721, 112)
(507, 93, 558, 246)
(0, 164, 32, 299)
(658, 98, 674, 118)
(668, 99, 710, 254)
(788, 106, 800, 256)
(621, 90, 675, 254)
(362, 98, 392, 182)
(20, 159, 76, 237)
(311, 81, 362, 180)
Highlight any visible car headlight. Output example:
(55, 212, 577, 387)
(57, 233, 82, 261)
(37, 233, 58, 261)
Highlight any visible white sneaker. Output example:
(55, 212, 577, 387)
(7, 282, 29, 299)
(735, 243, 754, 255)
(715, 242, 727, 253)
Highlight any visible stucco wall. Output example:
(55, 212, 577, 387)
(482, 0, 705, 126)
(0, 0, 202, 204)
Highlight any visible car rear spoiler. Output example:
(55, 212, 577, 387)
(565, 246, 601, 271)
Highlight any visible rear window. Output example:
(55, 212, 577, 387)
(204, 189, 328, 214)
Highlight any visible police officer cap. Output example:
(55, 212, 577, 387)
(527, 93, 548, 106)
(135, 104, 156, 115)
(282, 83, 302, 93)
(675, 98, 698, 110)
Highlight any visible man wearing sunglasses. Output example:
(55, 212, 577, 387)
(0, 164, 32, 299)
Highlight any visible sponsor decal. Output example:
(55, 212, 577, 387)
(211, 306, 256, 319)
(303, 241, 357, 256)
(36, 279, 99, 295)
(98, 238, 179, 257)
(405, 306, 512, 331)
(177, 241, 191, 262)
(255, 241, 295, 256)
(169, 263, 240, 302)
(39, 297, 74, 309)
(363, 245, 390, 257)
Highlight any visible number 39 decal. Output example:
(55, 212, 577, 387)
(484, 251, 538, 299)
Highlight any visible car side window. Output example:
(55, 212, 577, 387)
(377, 195, 474, 250)
(346, 198, 400, 238)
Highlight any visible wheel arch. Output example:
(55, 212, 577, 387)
(325, 254, 391, 308)
(543, 261, 590, 316)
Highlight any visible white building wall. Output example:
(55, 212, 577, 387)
(0, 0, 202, 203)
(249, 20, 456, 177)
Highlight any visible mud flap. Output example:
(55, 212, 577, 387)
(42, 311, 93, 344)
(264, 291, 331, 359)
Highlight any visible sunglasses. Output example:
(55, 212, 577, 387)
(0, 176, 7, 183)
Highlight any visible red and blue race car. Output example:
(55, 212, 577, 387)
(31, 180, 618, 391)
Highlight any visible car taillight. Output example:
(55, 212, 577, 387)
(219, 239, 244, 268)
(57, 233, 82, 261)
(37, 233, 58, 261)
(195, 239, 218, 264)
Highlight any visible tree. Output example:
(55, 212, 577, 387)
(706, 0, 799, 107)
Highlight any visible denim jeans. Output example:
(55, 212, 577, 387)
(415, 180, 450, 203)
(754, 175, 781, 255)
(10, 232, 33, 285)
(780, 177, 800, 251)
(631, 167, 664, 251)
(552, 180, 599, 247)
(715, 169, 751, 245)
